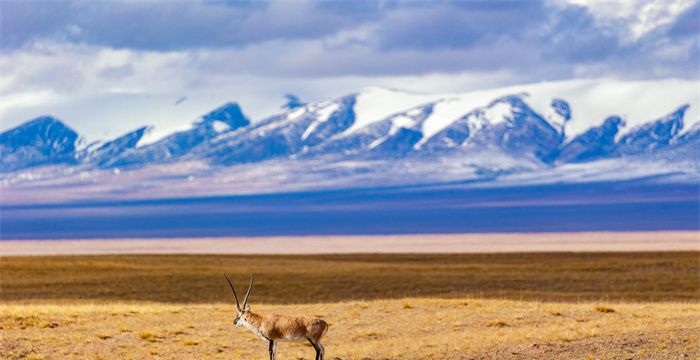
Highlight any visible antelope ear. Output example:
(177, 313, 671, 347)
(244, 305, 251, 311)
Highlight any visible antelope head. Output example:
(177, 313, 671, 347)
(224, 274, 254, 327)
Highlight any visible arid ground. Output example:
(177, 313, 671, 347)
(1, 232, 697, 256)
(1, 251, 699, 359)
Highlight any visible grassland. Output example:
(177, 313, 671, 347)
(1, 252, 698, 303)
(1, 252, 699, 359)
(2, 299, 698, 359)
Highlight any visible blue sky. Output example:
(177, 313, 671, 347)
(1, 0, 698, 140)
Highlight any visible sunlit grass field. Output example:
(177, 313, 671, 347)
(2, 252, 698, 303)
(1, 252, 698, 359)
(3, 299, 698, 359)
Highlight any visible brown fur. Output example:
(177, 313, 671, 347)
(243, 311, 329, 342)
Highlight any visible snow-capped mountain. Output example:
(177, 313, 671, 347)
(1, 79, 698, 202)
(0, 116, 80, 171)
(98, 102, 250, 167)
(203, 95, 357, 164)
(556, 116, 624, 163)
(79, 126, 150, 167)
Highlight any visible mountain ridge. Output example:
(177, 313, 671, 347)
(1, 79, 698, 200)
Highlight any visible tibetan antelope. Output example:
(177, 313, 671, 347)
(225, 274, 329, 360)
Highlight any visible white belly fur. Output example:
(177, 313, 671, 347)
(279, 335, 306, 343)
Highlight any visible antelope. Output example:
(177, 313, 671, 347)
(225, 274, 329, 360)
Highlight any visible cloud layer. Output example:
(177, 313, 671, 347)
(1, 0, 697, 139)
(2, 0, 697, 75)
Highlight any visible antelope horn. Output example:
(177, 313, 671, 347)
(224, 274, 242, 311)
(242, 274, 254, 309)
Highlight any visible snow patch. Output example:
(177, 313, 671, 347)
(137, 122, 193, 147)
(301, 123, 318, 141)
(212, 120, 230, 133)
(346, 87, 439, 135)
(301, 103, 340, 140)
(134, 126, 155, 147)
(369, 115, 419, 149)
(287, 108, 306, 119)
(417, 94, 502, 147)
(483, 101, 513, 126)
(391, 115, 416, 130)
(316, 103, 339, 122)
(368, 135, 387, 149)
(406, 108, 424, 116)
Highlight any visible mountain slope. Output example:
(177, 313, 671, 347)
(557, 116, 624, 163)
(109, 102, 251, 167)
(79, 126, 150, 167)
(205, 95, 356, 164)
(0, 116, 79, 171)
(617, 105, 687, 155)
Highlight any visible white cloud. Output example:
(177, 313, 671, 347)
(567, 0, 695, 40)
(0, 41, 520, 142)
(0, 90, 63, 111)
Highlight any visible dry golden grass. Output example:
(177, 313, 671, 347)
(1, 252, 698, 303)
(1, 298, 698, 359)
(1, 252, 698, 359)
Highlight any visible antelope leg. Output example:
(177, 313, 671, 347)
(307, 338, 321, 360)
(268, 340, 276, 360)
